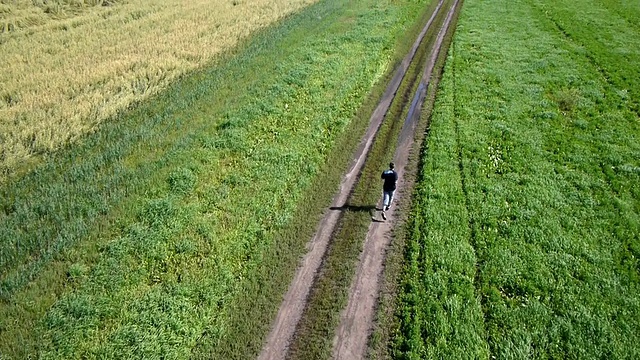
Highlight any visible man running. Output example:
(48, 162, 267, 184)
(380, 162, 398, 220)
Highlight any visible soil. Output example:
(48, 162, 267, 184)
(258, 1, 461, 359)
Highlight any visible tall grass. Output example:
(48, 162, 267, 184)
(392, 0, 640, 358)
(0, 0, 430, 358)
(0, 0, 316, 182)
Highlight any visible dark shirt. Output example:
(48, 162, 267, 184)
(381, 170, 398, 191)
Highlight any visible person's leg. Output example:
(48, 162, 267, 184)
(381, 191, 389, 220)
(383, 191, 390, 209)
(386, 190, 395, 210)
(383, 191, 393, 211)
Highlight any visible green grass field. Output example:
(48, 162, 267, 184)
(391, 0, 640, 358)
(0, 0, 431, 358)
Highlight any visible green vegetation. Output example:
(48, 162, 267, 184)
(392, 0, 640, 358)
(0, 0, 433, 358)
(532, 0, 640, 116)
(198, 1, 436, 356)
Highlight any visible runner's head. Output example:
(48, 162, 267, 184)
(389, 162, 395, 169)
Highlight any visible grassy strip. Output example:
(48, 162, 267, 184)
(393, 0, 640, 357)
(285, 2, 448, 358)
(0, 0, 428, 358)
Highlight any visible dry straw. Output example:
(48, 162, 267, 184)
(0, 0, 316, 181)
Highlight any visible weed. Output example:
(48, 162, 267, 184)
(168, 168, 197, 196)
(553, 87, 581, 113)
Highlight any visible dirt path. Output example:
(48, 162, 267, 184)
(258, 1, 459, 359)
(331, 2, 461, 358)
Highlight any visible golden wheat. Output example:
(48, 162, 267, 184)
(0, 0, 316, 181)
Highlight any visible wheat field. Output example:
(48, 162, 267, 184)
(0, 0, 316, 182)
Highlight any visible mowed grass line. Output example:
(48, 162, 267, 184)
(393, 0, 640, 358)
(373, 4, 492, 359)
(369, 2, 478, 359)
(0, 0, 429, 358)
(389, 45, 489, 360)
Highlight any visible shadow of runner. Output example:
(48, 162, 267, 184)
(330, 204, 386, 223)
(329, 204, 379, 212)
